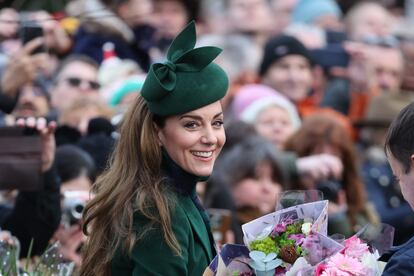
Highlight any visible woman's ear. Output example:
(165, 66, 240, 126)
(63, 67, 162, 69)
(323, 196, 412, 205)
(153, 123, 163, 147)
(410, 154, 414, 168)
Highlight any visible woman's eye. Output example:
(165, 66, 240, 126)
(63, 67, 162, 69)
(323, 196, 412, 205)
(213, 120, 224, 127)
(184, 122, 198, 129)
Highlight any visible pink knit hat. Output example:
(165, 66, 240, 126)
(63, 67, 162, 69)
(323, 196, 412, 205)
(232, 84, 301, 129)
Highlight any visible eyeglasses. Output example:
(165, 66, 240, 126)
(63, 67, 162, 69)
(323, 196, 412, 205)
(61, 77, 101, 90)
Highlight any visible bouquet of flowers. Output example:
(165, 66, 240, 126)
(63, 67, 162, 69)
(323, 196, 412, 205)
(205, 200, 344, 276)
(243, 201, 343, 275)
(315, 236, 380, 276)
(242, 200, 329, 244)
(205, 195, 394, 276)
(316, 224, 394, 276)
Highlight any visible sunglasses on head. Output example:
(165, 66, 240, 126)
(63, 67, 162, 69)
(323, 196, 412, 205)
(63, 77, 101, 90)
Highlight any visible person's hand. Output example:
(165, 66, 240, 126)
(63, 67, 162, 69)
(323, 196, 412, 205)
(0, 230, 19, 248)
(0, 230, 13, 243)
(33, 11, 72, 54)
(53, 224, 84, 267)
(1, 38, 49, 97)
(343, 41, 377, 93)
(16, 117, 57, 172)
(296, 154, 343, 181)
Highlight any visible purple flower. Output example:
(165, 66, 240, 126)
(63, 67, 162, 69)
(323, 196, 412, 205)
(302, 234, 323, 265)
(288, 234, 305, 245)
(272, 223, 287, 236)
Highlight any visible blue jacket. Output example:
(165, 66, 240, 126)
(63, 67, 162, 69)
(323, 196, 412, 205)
(382, 235, 414, 275)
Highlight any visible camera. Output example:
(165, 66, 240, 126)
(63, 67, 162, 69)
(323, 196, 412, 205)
(317, 179, 342, 203)
(0, 126, 42, 190)
(62, 197, 85, 226)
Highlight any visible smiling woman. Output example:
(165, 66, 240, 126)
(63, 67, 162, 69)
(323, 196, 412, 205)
(157, 103, 225, 177)
(79, 21, 229, 276)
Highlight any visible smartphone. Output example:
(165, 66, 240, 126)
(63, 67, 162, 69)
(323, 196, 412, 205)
(19, 22, 45, 54)
(0, 126, 43, 190)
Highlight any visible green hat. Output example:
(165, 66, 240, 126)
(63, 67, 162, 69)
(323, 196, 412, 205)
(141, 21, 229, 116)
(109, 78, 144, 106)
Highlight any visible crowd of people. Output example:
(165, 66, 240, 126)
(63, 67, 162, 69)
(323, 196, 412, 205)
(0, 0, 414, 273)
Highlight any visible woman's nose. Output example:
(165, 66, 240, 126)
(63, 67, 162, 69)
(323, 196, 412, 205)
(200, 126, 217, 145)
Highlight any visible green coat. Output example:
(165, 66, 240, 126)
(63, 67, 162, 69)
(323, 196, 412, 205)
(111, 193, 214, 275)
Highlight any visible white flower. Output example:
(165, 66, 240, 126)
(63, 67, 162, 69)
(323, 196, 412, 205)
(361, 251, 380, 275)
(301, 222, 312, 236)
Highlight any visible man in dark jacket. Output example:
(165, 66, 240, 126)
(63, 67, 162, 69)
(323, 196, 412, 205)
(382, 101, 414, 275)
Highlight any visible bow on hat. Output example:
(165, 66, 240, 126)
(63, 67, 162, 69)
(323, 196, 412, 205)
(141, 21, 222, 102)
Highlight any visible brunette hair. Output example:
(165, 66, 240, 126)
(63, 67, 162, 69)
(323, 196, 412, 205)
(79, 95, 179, 276)
(284, 114, 366, 214)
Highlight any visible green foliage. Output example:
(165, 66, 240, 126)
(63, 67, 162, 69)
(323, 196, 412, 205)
(285, 220, 304, 235)
(250, 237, 278, 255)
(250, 219, 308, 259)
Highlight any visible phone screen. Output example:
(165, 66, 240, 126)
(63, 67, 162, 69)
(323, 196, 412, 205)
(19, 22, 45, 54)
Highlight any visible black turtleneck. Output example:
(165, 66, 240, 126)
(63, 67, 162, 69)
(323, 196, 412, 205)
(161, 149, 217, 256)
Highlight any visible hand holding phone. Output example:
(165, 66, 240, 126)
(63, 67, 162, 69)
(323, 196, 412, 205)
(1, 37, 48, 97)
(0, 118, 56, 190)
(19, 21, 46, 54)
(16, 117, 57, 172)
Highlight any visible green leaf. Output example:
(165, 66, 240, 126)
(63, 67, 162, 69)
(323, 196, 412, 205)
(25, 238, 34, 271)
(5, 246, 18, 276)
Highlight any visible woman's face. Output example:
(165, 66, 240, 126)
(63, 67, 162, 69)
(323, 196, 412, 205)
(255, 105, 295, 149)
(228, 0, 273, 34)
(232, 162, 282, 214)
(158, 101, 225, 176)
(153, 0, 189, 39)
(262, 55, 312, 103)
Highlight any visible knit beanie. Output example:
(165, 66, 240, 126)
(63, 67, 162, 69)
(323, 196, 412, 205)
(259, 35, 312, 76)
(292, 0, 342, 25)
(232, 84, 301, 130)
